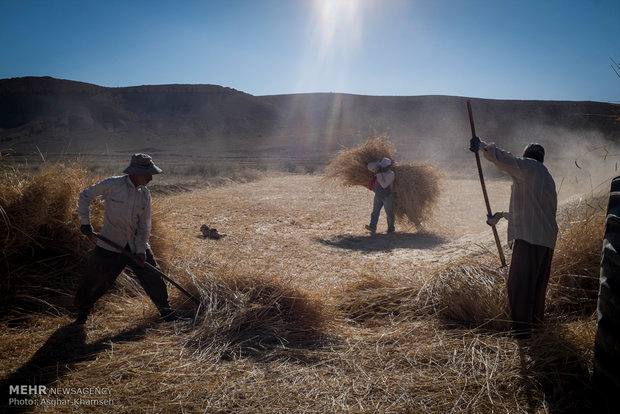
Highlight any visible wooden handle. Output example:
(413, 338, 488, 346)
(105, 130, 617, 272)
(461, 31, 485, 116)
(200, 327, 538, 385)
(467, 101, 507, 268)
(92, 232, 200, 303)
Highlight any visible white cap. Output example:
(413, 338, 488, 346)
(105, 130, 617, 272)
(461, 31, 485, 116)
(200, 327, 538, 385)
(379, 157, 392, 168)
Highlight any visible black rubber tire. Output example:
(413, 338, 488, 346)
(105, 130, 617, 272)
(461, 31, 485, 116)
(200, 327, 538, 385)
(593, 176, 620, 409)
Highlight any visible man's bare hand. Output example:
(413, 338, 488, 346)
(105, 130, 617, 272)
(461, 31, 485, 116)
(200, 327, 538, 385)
(469, 136, 481, 153)
(486, 212, 504, 227)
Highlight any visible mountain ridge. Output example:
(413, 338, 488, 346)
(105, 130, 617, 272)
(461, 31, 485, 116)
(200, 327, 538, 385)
(1, 76, 618, 161)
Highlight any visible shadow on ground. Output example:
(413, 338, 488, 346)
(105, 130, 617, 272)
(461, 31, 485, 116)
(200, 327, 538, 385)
(316, 231, 446, 252)
(1, 321, 151, 412)
(415, 310, 601, 413)
(516, 324, 599, 414)
(219, 336, 338, 365)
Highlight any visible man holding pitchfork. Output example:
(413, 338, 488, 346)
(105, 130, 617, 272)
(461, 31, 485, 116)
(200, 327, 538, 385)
(470, 137, 558, 338)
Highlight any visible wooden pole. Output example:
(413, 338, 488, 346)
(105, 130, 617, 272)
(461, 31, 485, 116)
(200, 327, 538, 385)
(92, 232, 200, 304)
(467, 100, 507, 267)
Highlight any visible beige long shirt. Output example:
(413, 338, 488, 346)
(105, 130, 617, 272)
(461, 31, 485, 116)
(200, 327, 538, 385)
(481, 141, 558, 249)
(367, 162, 395, 188)
(77, 175, 152, 254)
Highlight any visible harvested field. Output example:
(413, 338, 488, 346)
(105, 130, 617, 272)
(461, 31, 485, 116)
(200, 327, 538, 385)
(0, 164, 609, 413)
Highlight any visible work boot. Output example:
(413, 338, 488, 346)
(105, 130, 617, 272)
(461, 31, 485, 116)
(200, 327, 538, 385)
(364, 225, 376, 235)
(387, 227, 396, 234)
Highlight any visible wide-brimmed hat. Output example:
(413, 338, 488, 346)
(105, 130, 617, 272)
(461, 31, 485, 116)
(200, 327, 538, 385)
(123, 153, 163, 175)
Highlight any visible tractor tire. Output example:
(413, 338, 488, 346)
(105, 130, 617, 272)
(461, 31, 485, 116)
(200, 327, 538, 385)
(593, 176, 620, 409)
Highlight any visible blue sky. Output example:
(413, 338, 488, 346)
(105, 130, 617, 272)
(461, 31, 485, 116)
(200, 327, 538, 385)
(1, 0, 619, 101)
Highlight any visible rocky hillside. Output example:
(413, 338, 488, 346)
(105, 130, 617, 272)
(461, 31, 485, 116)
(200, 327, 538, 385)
(1, 76, 618, 161)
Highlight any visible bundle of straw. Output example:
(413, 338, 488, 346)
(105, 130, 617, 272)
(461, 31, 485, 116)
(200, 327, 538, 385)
(324, 136, 395, 187)
(392, 163, 442, 226)
(0, 163, 172, 316)
(324, 136, 442, 225)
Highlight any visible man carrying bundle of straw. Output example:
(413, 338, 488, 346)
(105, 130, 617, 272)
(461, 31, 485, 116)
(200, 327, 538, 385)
(73, 153, 175, 324)
(365, 157, 396, 235)
(470, 138, 558, 338)
(325, 137, 441, 230)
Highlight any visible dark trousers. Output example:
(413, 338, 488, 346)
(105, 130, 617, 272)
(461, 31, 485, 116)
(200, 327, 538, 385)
(507, 239, 554, 336)
(74, 246, 170, 317)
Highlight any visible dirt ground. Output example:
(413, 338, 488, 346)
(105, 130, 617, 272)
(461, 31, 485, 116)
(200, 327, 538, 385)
(157, 174, 513, 295)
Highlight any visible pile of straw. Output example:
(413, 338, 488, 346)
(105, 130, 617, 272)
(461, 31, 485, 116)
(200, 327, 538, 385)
(324, 136, 442, 225)
(0, 164, 95, 315)
(547, 196, 606, 315)
(335, 275, 418, 323)
(338, 262, 508, 329)
(174, 272, 327, 356)
(0, 163, 172, 317)
(324, 136, 395, 187)
(392, 164, 443, 226)
(431, 263, 508, 329)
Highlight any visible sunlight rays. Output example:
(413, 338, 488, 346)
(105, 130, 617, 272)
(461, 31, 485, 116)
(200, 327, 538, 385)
(283, 1, 376, 152)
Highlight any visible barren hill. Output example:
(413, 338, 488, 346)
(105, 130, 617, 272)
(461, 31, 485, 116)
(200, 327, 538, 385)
(1, 76, 619, 161)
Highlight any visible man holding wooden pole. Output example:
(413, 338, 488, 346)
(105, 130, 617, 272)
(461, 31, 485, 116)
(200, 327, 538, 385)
(73, 153, 175, 324)
(470, 135, 558, 338)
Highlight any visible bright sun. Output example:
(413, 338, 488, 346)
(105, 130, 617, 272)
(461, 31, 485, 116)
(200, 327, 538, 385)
(313, 0, 364, 51)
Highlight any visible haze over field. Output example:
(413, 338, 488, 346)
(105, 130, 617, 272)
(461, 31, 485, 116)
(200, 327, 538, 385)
(1, 77, 619, 168)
